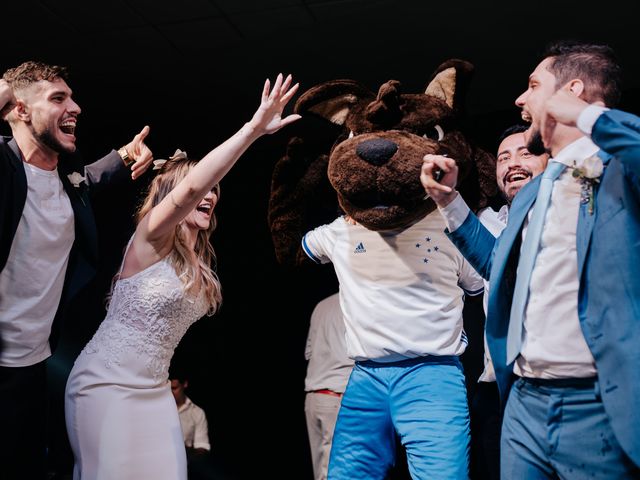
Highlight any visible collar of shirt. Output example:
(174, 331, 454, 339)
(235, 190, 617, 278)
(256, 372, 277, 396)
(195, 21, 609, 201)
(177, 396, 194, 413)
(551, 136, 599, 169)
(497, 204, 509, 224)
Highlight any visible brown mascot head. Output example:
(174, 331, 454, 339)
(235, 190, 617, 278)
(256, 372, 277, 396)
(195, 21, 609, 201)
(268, 59, 497, 264)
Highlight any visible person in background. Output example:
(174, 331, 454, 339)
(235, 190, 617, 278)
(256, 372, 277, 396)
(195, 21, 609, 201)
(470, 124, 548, 480)
(171, 374, 211, 456)
(304, 292, 354, 480)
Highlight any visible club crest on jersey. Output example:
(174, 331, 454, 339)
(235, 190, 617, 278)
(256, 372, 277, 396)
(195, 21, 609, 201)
(415, 236, 440, 264)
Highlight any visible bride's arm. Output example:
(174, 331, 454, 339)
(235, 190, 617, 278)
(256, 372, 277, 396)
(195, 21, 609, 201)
(141, 74, 300, 246)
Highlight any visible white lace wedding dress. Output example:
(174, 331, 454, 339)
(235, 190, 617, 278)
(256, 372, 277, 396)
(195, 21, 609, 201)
(65, 252, 208, 480)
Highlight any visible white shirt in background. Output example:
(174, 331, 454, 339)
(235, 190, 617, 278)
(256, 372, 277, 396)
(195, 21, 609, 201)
(178, 396, 211, 451)
(304, 293, 354, 393)
(477, 205, 508, 382)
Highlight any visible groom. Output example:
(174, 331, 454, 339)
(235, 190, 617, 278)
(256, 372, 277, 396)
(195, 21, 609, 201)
(421, 40, 640, 478)
(0, 61, 153, 479)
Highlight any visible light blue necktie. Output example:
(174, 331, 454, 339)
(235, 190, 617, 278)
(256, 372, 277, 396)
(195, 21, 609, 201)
(506, 160, 567, 364)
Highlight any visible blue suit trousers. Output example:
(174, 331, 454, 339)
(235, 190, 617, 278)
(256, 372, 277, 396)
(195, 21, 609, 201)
(501, 377, 639, 479)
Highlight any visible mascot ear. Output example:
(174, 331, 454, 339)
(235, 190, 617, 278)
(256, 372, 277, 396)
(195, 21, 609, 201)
(424, 59, 474, 113)
(295, 80, 374, 126)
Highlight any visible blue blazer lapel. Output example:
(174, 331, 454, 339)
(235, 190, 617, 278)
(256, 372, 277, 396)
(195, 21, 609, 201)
(576, 150, 612, 278)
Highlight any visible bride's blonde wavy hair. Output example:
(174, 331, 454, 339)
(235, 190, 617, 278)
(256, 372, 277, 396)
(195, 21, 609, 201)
(134, 155, 223, 316)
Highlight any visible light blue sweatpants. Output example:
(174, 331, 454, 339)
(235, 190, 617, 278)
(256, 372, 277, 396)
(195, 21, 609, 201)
(328, 355, 469, 480)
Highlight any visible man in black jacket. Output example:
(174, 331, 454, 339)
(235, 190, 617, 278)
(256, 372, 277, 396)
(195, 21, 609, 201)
(0, 61, 153, 479)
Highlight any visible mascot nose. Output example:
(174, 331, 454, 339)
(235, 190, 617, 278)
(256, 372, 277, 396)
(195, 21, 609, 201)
(356, 138, 398, 166)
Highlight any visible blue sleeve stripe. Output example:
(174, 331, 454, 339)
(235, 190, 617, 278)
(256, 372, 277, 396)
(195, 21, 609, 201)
(463, 287, 484, 297)
(301, 236, 322, 264)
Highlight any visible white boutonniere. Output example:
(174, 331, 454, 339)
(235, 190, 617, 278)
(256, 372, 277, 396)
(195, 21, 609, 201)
(571, 155, 603, 215)
(67, 171, 86, 188)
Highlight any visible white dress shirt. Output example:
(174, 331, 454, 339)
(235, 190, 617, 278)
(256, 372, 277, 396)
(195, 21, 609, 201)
(439, 106, 607, 379)
(515, 136, 598, 378)
(178, 396, 211, 451)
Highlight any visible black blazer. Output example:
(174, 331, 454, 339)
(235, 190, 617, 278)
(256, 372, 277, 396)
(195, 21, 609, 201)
(0, 136, 128, 351)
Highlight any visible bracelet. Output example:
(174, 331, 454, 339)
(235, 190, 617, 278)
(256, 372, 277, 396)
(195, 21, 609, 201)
(118, 147, 134, 166)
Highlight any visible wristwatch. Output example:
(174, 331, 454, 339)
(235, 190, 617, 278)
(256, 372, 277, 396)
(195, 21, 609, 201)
(118, 147, 134, 166)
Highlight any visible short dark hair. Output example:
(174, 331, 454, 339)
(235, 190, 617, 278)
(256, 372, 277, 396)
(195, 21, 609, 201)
(169, 373, 187, 385)
(495, 124, 528, 153)
(168, 365, 188, 384)
(2, 61, 68, 91)
(543, 40, 622, 107)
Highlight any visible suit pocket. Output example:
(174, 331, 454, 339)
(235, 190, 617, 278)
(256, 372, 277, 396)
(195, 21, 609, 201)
(597, 202, 623, 226)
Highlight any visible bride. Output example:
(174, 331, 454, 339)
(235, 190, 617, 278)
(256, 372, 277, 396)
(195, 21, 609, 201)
(65, 74, 299, 479)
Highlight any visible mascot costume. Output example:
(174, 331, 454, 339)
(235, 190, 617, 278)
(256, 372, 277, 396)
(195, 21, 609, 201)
(269, 59, 496, 479)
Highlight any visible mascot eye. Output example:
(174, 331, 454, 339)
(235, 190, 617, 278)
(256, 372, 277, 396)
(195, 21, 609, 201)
(423, 124, 444, 142)
(348, 130, 355, 139)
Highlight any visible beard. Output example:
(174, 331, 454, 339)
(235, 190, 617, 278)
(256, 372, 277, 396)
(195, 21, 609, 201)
(504, 188, 517, 204)
(526, 128, 549, 156)
(34, 125, 76, 155)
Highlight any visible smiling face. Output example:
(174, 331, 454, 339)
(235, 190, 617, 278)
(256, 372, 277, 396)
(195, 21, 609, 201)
(515, 57, 557, 155)
(183, 184, 220, 232)
(496, 132, 548, 202)
(18, 78, 81, 155)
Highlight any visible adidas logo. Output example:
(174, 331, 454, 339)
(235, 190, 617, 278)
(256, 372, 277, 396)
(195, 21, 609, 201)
(354, 242, 366, 254)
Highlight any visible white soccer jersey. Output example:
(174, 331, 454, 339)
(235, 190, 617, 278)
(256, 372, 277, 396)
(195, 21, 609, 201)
(302, 211, 483, 362)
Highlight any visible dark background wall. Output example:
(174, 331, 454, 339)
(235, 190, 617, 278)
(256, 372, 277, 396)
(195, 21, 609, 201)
(2, 1, 638, 478)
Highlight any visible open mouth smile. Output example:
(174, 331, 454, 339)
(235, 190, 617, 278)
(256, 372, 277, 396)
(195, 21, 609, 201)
(59, 119, 77, 135)
(505, 169, 531, 184)
(196, 202, 212, 215)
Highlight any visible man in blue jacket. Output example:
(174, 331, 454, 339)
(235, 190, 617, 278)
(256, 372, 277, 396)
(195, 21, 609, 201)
(0, 61, 153, 479)
(421, 41, 640, 478)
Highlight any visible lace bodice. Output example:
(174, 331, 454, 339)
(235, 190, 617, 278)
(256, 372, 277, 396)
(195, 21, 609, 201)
(82, 258, 208, 381)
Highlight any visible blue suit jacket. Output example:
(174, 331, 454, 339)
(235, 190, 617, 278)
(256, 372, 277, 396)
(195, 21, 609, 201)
(0, 137, 128, 351)
(447, 109, 640, 466)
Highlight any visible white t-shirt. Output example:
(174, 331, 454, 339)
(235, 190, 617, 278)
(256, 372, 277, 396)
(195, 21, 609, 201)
(302, 212, 483, 362)
(0, 163, 74, 366)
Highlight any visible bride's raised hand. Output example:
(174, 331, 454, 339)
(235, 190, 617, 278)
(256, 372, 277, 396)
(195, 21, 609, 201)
(249, 73, 301, 134)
